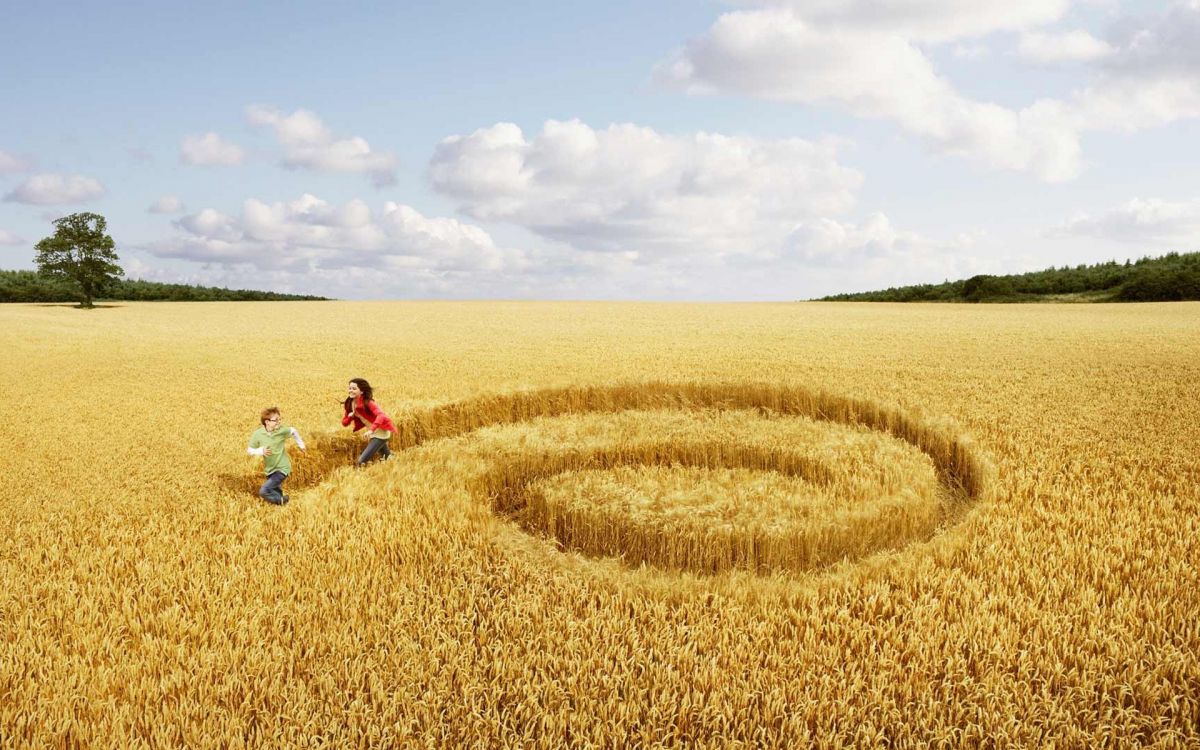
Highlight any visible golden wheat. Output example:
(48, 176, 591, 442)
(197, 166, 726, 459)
(0, 300, 1197, 748)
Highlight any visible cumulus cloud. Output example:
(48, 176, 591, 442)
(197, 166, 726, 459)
(657, 9, 1083, 181)
(1018, 30, 1113, 63)
(658, 1, 1200, 182)
(1051, 197, 1200, 246)
(246, 105, 398, 187)
(148, 195, 185, 214)
(778, 213, 989, 274)
(771, 214, 1007, 298)
(783, 213, 925, 266)
(992, 5, 1200, 139)
(429, 119, 862, 259)
(146, 194, 512, 277)
(4, 174, 106, 205)
(0, 229, 25, 246)
(0, 150, 31, 173)
(180, 132, 245, 166)
(1103, 2, 1200, 76)
(138, 190, 993, 299)
(1063, 2, 1200, 132)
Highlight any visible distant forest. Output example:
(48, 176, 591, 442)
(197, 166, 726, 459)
(0, 270, 328, 303)
(819, 251, 1200, 303)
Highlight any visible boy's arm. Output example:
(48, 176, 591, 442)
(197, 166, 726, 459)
(288, 427, 306, 451)
(247, 434, 265, 456)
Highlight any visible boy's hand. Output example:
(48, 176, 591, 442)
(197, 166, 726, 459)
(263, 447, 273, 456)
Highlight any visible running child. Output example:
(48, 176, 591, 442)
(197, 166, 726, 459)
(247, 406, 306, 505)
(342, 378, 397, 465)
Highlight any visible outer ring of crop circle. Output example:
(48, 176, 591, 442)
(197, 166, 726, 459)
(381, 382, 995, 582)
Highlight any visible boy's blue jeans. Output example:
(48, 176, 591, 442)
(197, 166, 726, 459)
(259, 471, 287, 504)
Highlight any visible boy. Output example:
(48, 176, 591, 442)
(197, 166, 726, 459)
(247, 407, 306, 505)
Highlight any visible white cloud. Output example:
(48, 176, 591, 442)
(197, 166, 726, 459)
(1102, 2, 1200, 76)
(658, 1, 1200, 182)
(1018, 30, 1113, 63)
(175, 208, 243, 244)
(0, 229, 25, 246)
(146, 194, 513, 276)
(1062, 2, 1200, 132)
(3, 173, 106, 205)
(783, 213, 925, 266)
(180, 132, 245, 166)
(148, 195, 185, 214)
(780, 213, 992, 274)
(768, 214, 1006, 297)
(429, 119, 863, 258)
(1065, 77, 1200, 133)
(656, 9, 1083, 181)
(246, 105, 398, 187)
(137, 191, 995, 300)
(0, 150, 31, 173)
(1051, 197, 1200, 246)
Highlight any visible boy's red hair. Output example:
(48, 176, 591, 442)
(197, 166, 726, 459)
(260, 407, 280, 426)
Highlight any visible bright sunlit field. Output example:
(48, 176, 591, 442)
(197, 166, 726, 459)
(1, 300, 1197, 747)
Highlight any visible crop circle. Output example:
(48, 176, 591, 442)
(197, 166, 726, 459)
(356, 382, 993, 576)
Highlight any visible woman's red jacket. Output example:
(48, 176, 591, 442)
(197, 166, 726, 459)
(342, 397, 398, 433)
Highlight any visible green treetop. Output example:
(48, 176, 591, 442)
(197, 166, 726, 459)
(34, 212, 123, 308)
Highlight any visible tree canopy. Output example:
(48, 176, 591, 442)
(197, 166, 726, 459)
(34, 212, 123, 308)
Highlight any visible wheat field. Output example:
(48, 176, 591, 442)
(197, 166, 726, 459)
(0, 300, 1197, 748)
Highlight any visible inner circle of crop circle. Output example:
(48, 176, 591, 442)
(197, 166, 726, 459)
(376, 382, 993, 576)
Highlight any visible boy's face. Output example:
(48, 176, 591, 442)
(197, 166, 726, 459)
(263, 414, 281, 431)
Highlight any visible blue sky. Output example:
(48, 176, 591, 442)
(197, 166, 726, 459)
(2, 0, 1197, 300)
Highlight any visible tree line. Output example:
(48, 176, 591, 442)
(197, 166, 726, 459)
(0, 269, 327, 303)
(6, 212, 326, 305)
(819, 252, 1200, 302)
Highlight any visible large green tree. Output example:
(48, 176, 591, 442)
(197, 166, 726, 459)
(34, 212, 123, 308)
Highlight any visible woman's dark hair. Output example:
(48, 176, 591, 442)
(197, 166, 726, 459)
(344, 378, 374, 413)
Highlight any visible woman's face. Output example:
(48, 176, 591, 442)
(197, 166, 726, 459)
(348, 382, 362, 398)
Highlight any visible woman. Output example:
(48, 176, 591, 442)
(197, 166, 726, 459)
(342, 378, 397, 465)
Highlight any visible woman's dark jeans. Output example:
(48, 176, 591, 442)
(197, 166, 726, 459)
(358, 437, 392, 465)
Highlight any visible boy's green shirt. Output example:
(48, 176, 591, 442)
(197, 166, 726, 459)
(249, 424, 296, 476)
